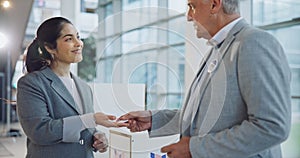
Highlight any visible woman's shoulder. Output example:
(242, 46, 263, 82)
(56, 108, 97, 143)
(18, 71, 41, 83)
(17, 69, 49, 87)
(20, 70, 42, 80)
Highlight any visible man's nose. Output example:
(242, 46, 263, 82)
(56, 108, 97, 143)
(186, 11, 193, 21)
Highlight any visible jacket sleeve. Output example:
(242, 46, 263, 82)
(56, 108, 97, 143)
(149, 109, 181, 137)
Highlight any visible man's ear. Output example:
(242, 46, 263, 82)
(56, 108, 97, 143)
(211, 0, 221, 13)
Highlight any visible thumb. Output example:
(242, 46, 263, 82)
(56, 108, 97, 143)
(161, 144, 174, 153)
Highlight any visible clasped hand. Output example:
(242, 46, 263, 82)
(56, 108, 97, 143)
(93, 132, 108, 153)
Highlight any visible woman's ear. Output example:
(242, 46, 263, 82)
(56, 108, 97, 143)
(44, 43, 56, 55)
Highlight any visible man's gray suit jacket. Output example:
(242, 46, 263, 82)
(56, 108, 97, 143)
(149, 19, 291, 158)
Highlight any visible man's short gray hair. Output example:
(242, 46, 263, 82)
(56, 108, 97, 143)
(222, 0, 240, 14)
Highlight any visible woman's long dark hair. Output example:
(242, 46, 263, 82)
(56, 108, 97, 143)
(25, 17, 72, 73)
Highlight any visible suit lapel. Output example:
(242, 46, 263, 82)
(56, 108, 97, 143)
(218, 19, 248, 58)
(41, 68, 81, 114)
(180, 47, 214, 134)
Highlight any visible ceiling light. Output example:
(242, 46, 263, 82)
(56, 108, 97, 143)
(1, 0, 11, 8)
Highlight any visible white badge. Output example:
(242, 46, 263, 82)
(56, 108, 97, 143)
(208, 59, 218, 73)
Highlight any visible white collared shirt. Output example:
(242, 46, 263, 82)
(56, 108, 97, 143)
(207, 17, 243, 47)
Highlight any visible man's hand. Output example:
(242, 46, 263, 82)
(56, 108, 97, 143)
(93, 132, 108, 153)
(161, 136, 192, 158)
(117, 110, 152, 132)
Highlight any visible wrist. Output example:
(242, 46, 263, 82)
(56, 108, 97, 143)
(80, 113, 97, 129)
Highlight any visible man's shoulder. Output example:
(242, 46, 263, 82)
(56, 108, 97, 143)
(239, 24, 273, 39)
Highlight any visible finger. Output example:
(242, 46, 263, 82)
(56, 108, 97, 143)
(93, 139, 108, 148)
(130, 125, 139, 132)
(117, 114, 129, 121)
(167, 152, 173, 158)
(93, 139, 107, 147)
(161, 144, 174, 153)
(99, 149, 107, 153)
(115, 119, 129, 125)
(98, 147, 108, 153)
(93, 142, 107, 149)
(94, 145, 108, 153)
(116, 122, 129, 127)
(116, 115, 125, 121)
(94, 137, 106, 143)
(117, 112, 137, 121)
(107, 115, 116, 120)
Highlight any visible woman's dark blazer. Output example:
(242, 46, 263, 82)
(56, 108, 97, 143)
(17, 67, 96, 158)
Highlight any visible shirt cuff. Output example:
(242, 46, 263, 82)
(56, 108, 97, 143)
(80, 113, 96, 130)
(63, 116, 82, 142)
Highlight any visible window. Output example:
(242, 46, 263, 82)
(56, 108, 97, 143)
(92, 1, 186, 110)
(253, 0, 300, 26)
(81, 0, 98, 13)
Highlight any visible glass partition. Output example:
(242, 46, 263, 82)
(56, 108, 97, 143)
(87, 1, 186, 110)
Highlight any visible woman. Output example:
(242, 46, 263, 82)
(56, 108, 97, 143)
(17, 17, 119, 158)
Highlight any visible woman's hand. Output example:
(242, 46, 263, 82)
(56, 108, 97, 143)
(94, 112, 118, 127)
(93, 132, 108, 153)
(94, 112, 128, 127)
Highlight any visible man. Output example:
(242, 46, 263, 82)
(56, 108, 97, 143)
(118, 0, 291, 157)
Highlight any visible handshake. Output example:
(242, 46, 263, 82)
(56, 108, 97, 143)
(93, 111, 192, 158)
(94, 111, 152, 132)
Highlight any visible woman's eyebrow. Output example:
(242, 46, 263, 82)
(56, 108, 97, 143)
(61, 34, 73, 38)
